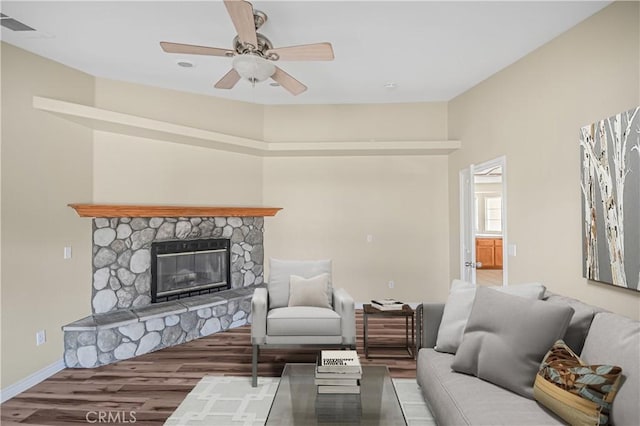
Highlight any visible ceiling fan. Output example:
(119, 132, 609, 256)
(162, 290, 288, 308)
(160, 0, 334, 96)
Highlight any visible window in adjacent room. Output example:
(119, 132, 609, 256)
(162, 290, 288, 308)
(485, 196, 502, 232)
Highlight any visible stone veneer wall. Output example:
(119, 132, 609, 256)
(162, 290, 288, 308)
(92, 216, 264, 313)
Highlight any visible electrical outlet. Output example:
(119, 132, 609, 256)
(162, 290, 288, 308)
(388, 280, 395, 289)
(366, 234, 373, 243)
(36, 330, 46, 346)
(63, 246, 72, 259)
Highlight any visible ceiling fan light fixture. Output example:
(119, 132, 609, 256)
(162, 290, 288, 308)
(232, 54, 275, 83)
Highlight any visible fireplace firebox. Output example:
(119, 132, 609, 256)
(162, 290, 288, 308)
(150, 238, 231, 303)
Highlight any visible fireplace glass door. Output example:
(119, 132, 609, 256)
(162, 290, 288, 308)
(151, 238, 230, 302)
(157, 249, 227, 296)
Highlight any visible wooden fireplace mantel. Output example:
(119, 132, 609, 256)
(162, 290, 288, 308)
(68, 204, 282, 218)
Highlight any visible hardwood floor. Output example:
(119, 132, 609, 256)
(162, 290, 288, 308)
(1, 310, 417, 425)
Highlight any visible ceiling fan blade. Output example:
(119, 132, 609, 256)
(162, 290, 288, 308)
(271, 66, 307, 96)
(214, 69, 241, 89)
(160, 41, 233, 57)
(267, 42, 334, 61)
(224, 0, 258, 49)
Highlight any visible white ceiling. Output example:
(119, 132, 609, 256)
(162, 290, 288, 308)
(1, 1, 609, 105)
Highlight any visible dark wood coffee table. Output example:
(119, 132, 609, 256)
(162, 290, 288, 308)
(363, 304, 415, 359)
(265, 363, 406, 425)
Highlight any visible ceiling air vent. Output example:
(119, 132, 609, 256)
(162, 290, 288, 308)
(0, 13, 35, 31)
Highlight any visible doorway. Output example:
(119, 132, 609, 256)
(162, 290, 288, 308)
(459, 156, 507, 286)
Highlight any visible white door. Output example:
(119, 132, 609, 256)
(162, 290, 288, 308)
(460, 156, 508, 286)
(459, 167, 476, 283)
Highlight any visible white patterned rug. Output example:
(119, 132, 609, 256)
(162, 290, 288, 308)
(165, 376, 434, 426)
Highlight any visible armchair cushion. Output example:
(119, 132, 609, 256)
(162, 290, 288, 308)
(267, 306, 341, 336)
(268, 259, 332, 309)
(288, 273, 332, 309)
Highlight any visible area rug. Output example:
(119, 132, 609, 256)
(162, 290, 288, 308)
(164, 376, 434, 426)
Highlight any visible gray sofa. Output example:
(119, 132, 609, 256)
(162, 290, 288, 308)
(416, 293, 640, 425)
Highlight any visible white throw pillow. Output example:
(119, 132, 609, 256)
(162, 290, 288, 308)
(434, 280, 546, 354)
(288, 273, 332, 309)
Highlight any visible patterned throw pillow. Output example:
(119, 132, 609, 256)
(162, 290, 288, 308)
(534, 340, 622, 425)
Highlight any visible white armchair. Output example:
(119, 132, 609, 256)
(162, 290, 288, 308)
(250, 259, 356, 386)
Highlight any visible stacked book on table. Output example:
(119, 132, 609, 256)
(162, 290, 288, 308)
(315, 350, 362, 394)
(371, 298, 404, 311)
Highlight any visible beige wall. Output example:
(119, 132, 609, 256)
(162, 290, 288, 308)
(263, 102, 451, 303)
(95, 78, 264, 141)
(263, 155, 451, 304)
(92, 78, 265, 206)
(264, 102, 448, 142)
(448, 2, 640, 319)
(1, 43, 94, 388)
(93, 131, 263, 205)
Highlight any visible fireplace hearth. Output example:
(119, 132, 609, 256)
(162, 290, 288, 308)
(151, 238, 231, 303)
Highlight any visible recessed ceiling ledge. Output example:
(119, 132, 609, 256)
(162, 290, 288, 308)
(33, 96, 460, 157)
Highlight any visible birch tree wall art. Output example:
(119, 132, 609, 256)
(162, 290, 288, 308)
(580, 106, 640, 292)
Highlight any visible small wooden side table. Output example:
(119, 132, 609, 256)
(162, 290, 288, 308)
(362, 304, 415, 359)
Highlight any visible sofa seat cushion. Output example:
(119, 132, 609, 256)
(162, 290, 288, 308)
(267, 307, 341, 336)
(417, 348, 564, 425)
(581, 312, 640, 426)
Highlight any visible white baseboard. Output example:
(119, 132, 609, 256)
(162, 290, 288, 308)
(0, 358, 64, 403)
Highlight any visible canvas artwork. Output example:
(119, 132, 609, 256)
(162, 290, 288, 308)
(580, 106, 640, 292)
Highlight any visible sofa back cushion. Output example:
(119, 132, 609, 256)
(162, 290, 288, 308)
(581, 312, 640, 426)
(451, 287, 574, 399)
(545, 294, 600, 354)
(435, 280, 547, 354)
(268, 259, 332, 309)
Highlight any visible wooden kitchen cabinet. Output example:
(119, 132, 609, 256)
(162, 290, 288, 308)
(495, 239, 503, 268)
(476, 237, 503, 269)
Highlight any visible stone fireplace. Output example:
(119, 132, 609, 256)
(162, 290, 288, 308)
(62, 205, 281, 369)
(91, 215, 265, 314)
